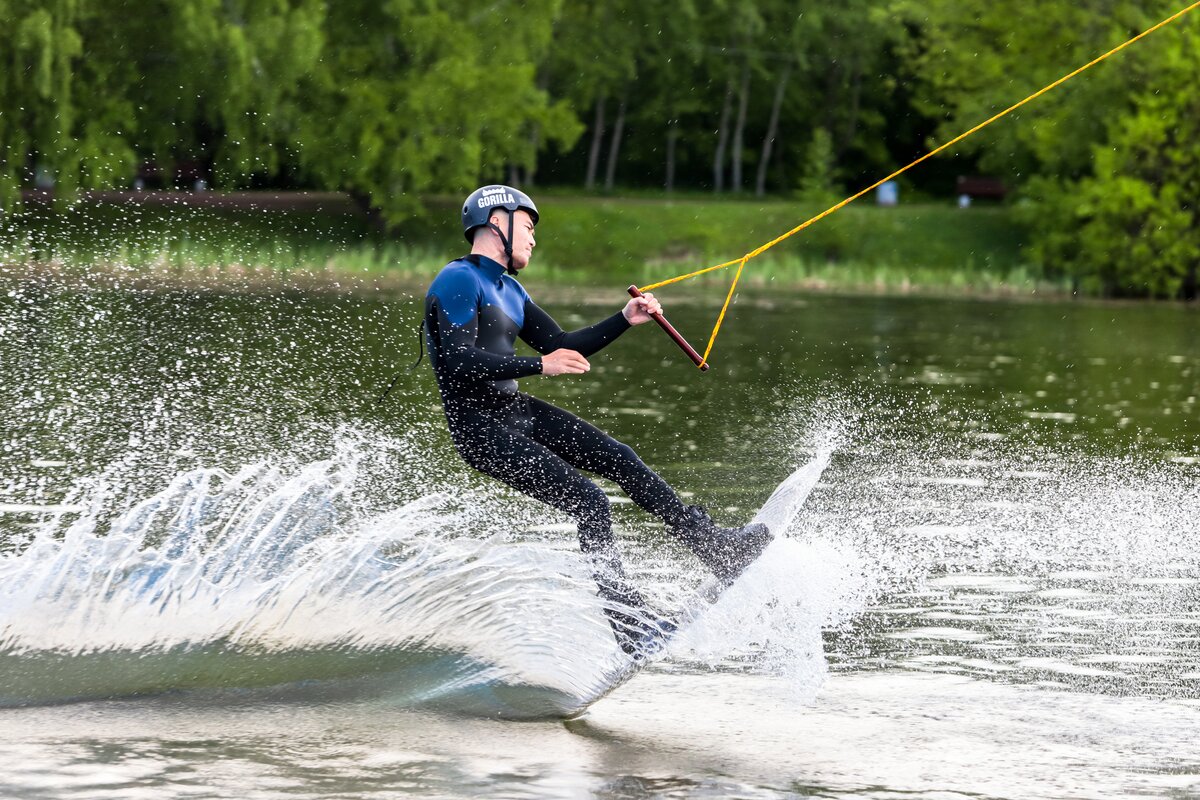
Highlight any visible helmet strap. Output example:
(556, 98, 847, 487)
(486, 212, 518, 276)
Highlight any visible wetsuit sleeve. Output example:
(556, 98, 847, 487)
(518, 300, 631, 357)
(428, 282, 543, 380)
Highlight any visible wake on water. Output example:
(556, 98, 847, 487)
(2, 408, 1196, 718)
(0, 431, 854, 719)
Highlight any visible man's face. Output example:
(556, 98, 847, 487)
(493, 209, 536, 270)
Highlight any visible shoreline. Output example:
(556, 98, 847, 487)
(4, 195, 1190, 305)
(5, 259, 1184, 309)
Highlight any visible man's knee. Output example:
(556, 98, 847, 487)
(611, 440, 639, 465)
(601, 439, 657, 484)
(571, 481, 614, 552)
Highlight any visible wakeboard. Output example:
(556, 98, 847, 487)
(560, 451, 832, 716)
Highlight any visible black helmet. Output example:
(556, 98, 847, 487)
(461, 184, 539, 274)
(462, 185, 538, 242)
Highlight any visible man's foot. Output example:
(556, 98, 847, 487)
(591, 548, 669, 659)
(669, 505, 773, 585)
(613, 612, 678, 662)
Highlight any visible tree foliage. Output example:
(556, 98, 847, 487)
(1022, 22, 1200, 298)
(292, 0, 580, 222)
(903, 0, 1200, 298)
(1, 0, 579, 223)
(1, 0, 1198, 296)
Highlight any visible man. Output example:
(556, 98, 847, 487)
(424, 184, 770, 655)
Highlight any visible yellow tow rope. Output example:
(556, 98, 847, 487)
(637, 0, 1200, 368)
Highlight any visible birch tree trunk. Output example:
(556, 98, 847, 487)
(604, 97, 627, 192)
(712, 77, 734, 192)
(755, 65, 791, 197)
(665, 119, 679, 192)
(731, 60, 751, 193)
(837, 59, 864, 163)
(585, 97, 606, 190)
(822, 60, 844, 141)
(526, 123, 541, 186)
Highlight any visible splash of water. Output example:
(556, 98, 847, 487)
(4, 385, 1194, 716)
(0, 447, 628, 713)
(666, 444, 871, 702)
(0, 427, 869, 717)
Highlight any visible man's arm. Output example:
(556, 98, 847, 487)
(518, 300, 631, 357)
(427, 275, 543, 379)
(430, 301, 543, 379)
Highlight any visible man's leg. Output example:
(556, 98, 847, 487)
(447, 409, 651, 649)
(521, 397, 773, 584)
(521, 396, 689, 525)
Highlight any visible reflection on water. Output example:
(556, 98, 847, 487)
(0, 282, 1197, 797)
(1, 672, 1196, 799)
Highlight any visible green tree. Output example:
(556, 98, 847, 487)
(538, 0, 657, 191)
(796, 127, 837, 203)
(1, 0, 324, 208)
(293, 0, 580, 223)
(1, 0, 88, 207)
(901, 0, 1200, 297)
(895, 0, 1131, 180)
(1023, 23, 1200, 298)
(1, 0, 579, 226)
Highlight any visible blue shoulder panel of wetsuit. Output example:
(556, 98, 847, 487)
(427, 257, 529, 329)
(427, 261, 481, 326)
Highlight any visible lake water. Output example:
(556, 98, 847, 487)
(0, 277, 1197, 798)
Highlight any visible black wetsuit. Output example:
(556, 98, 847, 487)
(424, 254, 689, 610)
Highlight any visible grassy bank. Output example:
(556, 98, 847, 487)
(0, 193, 1064, 296)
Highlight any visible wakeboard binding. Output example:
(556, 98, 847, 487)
(614, 613, 678, 662)
(670, 505, 773, 585)
(590, 549, 676, 660)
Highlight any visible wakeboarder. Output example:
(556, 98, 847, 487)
(423, 185, 770, 654)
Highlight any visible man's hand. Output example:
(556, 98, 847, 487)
(541, 348, 591, 376)
(622, 292, 662, 325)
